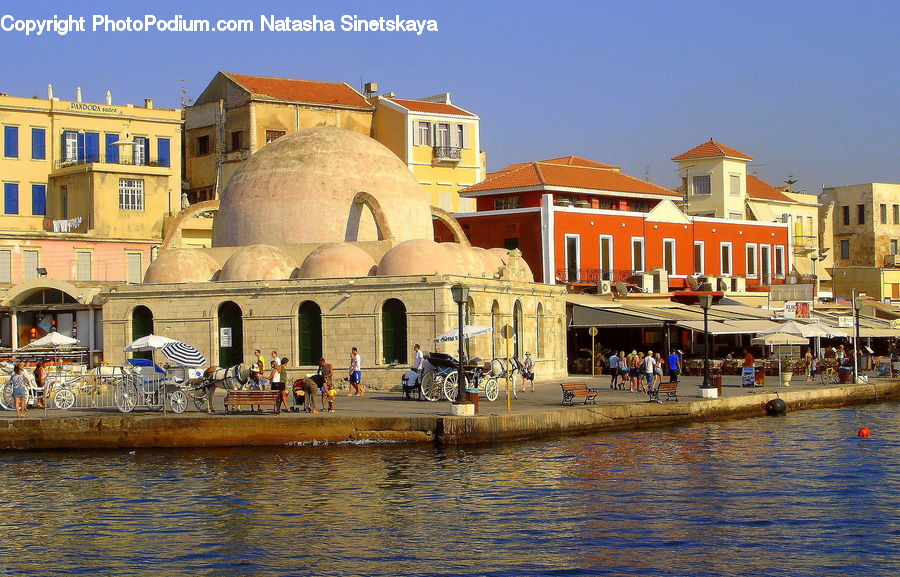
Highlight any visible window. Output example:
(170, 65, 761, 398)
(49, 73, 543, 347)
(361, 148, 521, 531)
(157, 137, 170, 167)
(881, 204, 888, 225)
(895, 205, 899, 225)
(31, 128, 46, 160)
(760, 245, 771, 282)
(720, 242, 733, 276)
(84, 132, 100, 162)
(63, 130, 79, 162)
(857, 204, 865, 225)
(565, 235, 580, 281)
(381, 298, 408, 364)
(840, 239, 850, 259)
(4, 183, 18, 215)
(435, 123, 450, 147)
(632, 237, 645, 272)
(22, 250, 39, 281)
(842, 205, 850, 226)
(598, 199, 613, 210)
(119, 179, 144, 211)
(265, 130, 285, 144)
(0, 250, 10, 283)
(31, 184, 46, 215)
(631, 200, 650, 212)
(494, 195, 522, 210)
(775, 245, 785, 278)
(729, 174, 741, 196)
(126, 253, 142, 284)
(230, 131, 243, 151)
(75, 251, 92, 281)
(663, 239, 676, 276)
(197, 135, 210, 156)
(693, 175, 711, 195)
(891, 239, 898, 256)
(599, 236, 613, 280)
(746, 244, 758, 277)
(133, 136, 148, 165)
(3, 126, 18, 158)
(415, 121, 431, 146)
(504, 238, 519, 250)
(694, 241, 704, 275)
(105, 133, 119, 163)
(456, 124, 466, 148)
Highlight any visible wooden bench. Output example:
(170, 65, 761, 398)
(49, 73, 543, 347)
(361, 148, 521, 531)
(648, 381, 679, 403)
(560, 382, 599, 405)
(224, 390, 280, 414)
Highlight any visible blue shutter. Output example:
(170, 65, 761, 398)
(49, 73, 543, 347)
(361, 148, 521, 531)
(31, 184, 46, 216)
(106, 134, 119, 163)
(157, 137, 170, 167)
(77, 132, 85, 161)
(4, 183, 19, 214)
(31, 128, 46, 160)
(84, 132, 100, 162)
(3, 126, 18, 158)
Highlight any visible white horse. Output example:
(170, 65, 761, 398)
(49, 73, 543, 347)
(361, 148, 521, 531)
(194, 364, 250, 413)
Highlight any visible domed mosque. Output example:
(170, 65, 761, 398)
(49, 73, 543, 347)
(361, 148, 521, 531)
(105, 127, 565, 388)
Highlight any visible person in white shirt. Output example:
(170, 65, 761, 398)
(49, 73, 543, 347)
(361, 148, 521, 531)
(642, 351, 656, 394)
(522, 352, 536, 392)
(414, 344, 424, 373)
(348, 347, 364, 396)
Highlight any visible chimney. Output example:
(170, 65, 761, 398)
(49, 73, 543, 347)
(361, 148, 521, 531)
(76, 87, 82, 102)
(144, 98, 154, 109)
(106, 90, 112, 105)
(47, 84, 53, 99)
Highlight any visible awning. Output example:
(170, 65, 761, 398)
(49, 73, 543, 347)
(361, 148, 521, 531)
(675, 319, 781, 335)
(570, 305, 667, 328)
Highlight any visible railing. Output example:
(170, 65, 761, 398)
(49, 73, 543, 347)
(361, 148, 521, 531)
(555, 268, 641, 283)
(433, 146, 462, 160)
(54, 155, 170, 169)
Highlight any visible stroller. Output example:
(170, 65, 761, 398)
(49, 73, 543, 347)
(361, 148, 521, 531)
(291, 378, 307, 411)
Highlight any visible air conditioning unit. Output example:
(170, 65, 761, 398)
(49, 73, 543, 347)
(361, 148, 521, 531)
(598, 280, 613, 295)
(640, 273, 654, 293)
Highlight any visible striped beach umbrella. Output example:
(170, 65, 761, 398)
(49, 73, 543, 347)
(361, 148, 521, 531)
(161, 341, 206, 368)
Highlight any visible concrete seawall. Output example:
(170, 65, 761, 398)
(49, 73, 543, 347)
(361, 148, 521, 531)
(1, 380, 896, 450)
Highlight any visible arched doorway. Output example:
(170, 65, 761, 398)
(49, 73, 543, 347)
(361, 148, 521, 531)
(381, 298, 407, 365)
(131, 306, 154, 361)
(536, 303, 544, 358)
(513, 300, 524, 359)
(490, 300, 500, 359)
(298, 301, 323, 366)
(217, 301, 243, 367)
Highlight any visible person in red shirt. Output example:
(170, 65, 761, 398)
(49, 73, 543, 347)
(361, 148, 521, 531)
(743, 348, 755, 368)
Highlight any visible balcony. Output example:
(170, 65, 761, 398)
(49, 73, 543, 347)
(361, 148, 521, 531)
(433, 146, 462, 162)
(54, 155, 169, 170)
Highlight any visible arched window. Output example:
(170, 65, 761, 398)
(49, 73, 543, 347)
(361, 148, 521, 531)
(382, 298, 407, 365)
(490, 300, 500, 359)
(131, 305, 153, 361)
(513, 300, 524, 359)
(536, 303, 544, 358)
(298, 301, 323, 366)
(217, 301, 243, 368)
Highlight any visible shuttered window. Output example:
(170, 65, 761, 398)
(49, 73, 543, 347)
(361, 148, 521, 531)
(4, 183, 19, 214)
(415, 121, 431, 146)
(157, 137, 171, 167)
(84, 132, 100, 162)
(31, 128, 46, 160)
(0, 250, 11, 283)
(126, 252, 142, 283)
(31, 184, 46, 215)
(3, 126, 18, 158)
(76, 251, 92, 281)
(106, 133, 119, 163)
(22, 250, 39, 281)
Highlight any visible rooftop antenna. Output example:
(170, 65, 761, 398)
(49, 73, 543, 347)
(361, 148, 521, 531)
(644, 165, 652, 182)
(784, 174, 798, 191)
(178, 79, 193, 107)
(749, 163, 767, 176)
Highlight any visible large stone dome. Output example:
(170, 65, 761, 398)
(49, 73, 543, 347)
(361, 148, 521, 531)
(212, 126, 434, 247)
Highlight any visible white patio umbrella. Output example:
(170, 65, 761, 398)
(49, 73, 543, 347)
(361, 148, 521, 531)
(19, 332, 79, 349)
(751, 331, 808, 375)
(759, 320, 847, 339)
(434, 325, 493, 343)
(123, 334, 179, 352)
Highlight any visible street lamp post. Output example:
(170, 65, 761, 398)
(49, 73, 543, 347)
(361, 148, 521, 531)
(699, 293, 714, 397)
(810, 254, 819, 297)
(853, 294, 862, 383)
(450, 283, 470, 404)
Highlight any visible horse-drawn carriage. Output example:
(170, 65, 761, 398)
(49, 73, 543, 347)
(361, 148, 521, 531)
(418, 352, 501, 402)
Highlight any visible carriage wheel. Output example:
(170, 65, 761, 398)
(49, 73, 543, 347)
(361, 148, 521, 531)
(192, 390, 209, 412)
(420, 371, 441, 402)
(442, 371, 469, 402)
(115, 382, 138, 413)
(54, 388, 76, 411)
(483, 377, 499, 402)
(168, 390, 188, 414)
(0, 381, 13, 411)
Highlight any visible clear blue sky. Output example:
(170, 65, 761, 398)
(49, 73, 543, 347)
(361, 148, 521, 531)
(2, 0, 897, 192)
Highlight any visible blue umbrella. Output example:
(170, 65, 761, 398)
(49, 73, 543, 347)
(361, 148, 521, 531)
(161, 341, 206, 368)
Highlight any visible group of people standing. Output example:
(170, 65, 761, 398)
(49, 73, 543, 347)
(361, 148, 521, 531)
(607, 349, 681, 393)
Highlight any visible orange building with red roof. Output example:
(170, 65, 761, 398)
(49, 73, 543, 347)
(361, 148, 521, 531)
(437, 155, 792, 291)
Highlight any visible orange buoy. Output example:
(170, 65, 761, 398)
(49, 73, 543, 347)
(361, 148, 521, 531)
(858, 427, 871, 438)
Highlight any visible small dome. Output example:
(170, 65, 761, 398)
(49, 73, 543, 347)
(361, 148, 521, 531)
(143, 249, 220, 284)
(219, 244, 297, 282)
(377, 240, 460, 276)
(213, 126, 434, 247)
(297, 243, 377, 278)
(441, 242, 488, 277)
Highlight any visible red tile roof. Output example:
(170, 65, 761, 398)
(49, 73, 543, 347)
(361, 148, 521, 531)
(746, 174, 795, 203)
(388, 98, 476, 117)
(499, 155, 620, 172)
(463, 160, 679, 197)
(223, 72, 372, 108)
(672, 139, 753, 161)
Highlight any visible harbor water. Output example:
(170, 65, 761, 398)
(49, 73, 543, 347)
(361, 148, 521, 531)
(1, 403, 897, 576)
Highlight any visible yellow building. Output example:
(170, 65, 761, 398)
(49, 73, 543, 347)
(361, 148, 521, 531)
(372, 94, 483, 212)
(0, 87, 182, 351)
(183, 72, 374, 202)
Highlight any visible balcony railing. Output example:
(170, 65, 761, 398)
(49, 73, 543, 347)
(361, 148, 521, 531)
(433, 146, 462, 161)
(54, 155, 170, 169)
(556, 268, 642, 284)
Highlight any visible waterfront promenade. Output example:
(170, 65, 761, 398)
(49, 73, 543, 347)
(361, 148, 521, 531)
(1, 374, 896, 449)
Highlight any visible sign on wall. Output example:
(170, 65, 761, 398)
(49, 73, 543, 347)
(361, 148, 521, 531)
(784, 301, 811, 319)
(220, 327, 232, 347)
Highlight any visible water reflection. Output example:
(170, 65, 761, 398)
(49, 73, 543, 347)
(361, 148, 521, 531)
(0, 403, 897, 576)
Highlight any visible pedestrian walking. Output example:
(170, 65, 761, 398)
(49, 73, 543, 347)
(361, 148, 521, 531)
(667, 349, 681, 383)
(627, 350, 640, 392)
(315, 357, 334, 411)
(642, 351, 655, 393)
(11, 363, 27, 417)
(348, 347, 364, 396)
(522, 352, 535, 392)
(608, 351, 620, 389)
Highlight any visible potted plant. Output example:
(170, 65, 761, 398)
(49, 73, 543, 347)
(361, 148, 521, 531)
(779, 358, 795, 386)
